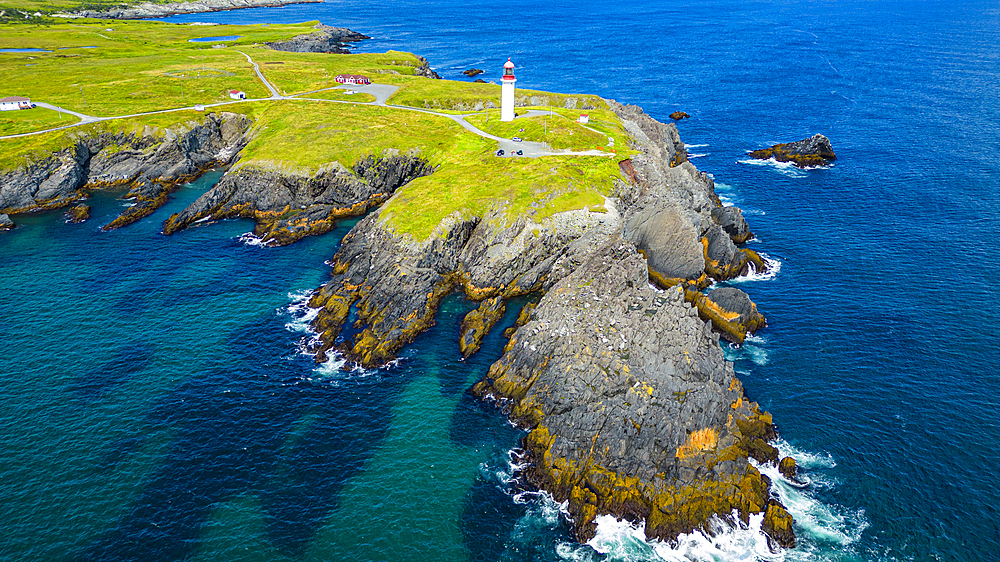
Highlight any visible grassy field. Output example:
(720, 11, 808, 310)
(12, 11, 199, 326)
(0, 106, 81, 136)
(0, 19, 634, 240)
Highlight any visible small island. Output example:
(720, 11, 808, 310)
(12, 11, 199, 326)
(0, 17, 796, 551)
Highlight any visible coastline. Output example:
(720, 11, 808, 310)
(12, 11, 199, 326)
(55, 0, 324, 20)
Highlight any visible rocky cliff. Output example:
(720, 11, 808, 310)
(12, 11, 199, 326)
(300, 99, 793, 548)
(163, 151, 434, 245)
(0, 112, 250, 230)
(266, 24, 370, 54)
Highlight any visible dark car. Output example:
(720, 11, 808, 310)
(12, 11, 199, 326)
(516, 150, 523, 156)
(495, 149, 505, 156)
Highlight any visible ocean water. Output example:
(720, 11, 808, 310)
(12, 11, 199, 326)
(3, 0, 999, 560)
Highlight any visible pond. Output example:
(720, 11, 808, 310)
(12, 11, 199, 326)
(0, 48, 51, 53)
(187, 36, 242, 42)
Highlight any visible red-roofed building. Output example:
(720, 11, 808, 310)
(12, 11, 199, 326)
(335, 74, 370, 85)
(0, 96, 31, 111)
(229, 90, 246, 100)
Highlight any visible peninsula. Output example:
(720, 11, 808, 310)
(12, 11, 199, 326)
(0, 18, 795, 550)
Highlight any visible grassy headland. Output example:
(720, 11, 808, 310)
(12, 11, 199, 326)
(0, 19, 634, 240)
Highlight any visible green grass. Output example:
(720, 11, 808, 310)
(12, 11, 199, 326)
(0, 106, 80, 135)
(0, 20, 318, 117)
(0, 19, 634, 241)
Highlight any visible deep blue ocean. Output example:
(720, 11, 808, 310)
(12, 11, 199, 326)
(3, 0, 999, 560)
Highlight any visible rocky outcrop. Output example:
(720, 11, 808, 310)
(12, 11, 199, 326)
(690, 287, 766, 344)
(414, 56, 442, 79)
(669, 111, 690, 120)
(60, 0, 322, 19)
(0, 214, 13, 231)
(163, 152, 433, 245)
(749, 134, 836, 167)
(459, 296, 506, 358)
(463, 68, 484, 77)
(298, 97, 791, 547)
(266, 24, 370, 54)
(65, 204, 90, 223)
(0, 112, 251, 231)
(471, 239, 789, 543)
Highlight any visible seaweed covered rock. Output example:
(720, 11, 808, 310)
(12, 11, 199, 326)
(163, 152, 433, 245)
(763, 501, 796, 548)
(690, 287, 767, 344)
(0, 214, 14, 231)
(459, 296, 506, 358)
(472, 238, 789, 543)
(779, 456, 797, 480)
(711, 206, 752, 244)
(749, 134, 836, 167)
(463, 68, 485, 77)
(65, 204, 91, 224)
(669, 111, 690, 120)
(503, 301, 537, 338)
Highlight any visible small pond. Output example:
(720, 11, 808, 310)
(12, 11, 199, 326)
(0, 48, 52, 53)
(188, 36, 242, 43)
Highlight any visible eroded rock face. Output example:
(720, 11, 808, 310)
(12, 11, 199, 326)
(266, 24, 370, 54)
(0, 112, 251, 231)
(694, 287, 767, 344)
(471, 238, 789, 542)
(749, 134, 836, 167)
(459, 296, 506, 358)
(0, 214, 14, 231)
(163, 153, 433, 245)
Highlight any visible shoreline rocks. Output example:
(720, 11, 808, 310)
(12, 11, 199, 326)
(59, 0, 323, 20)
(669, 111, 690, 120)
(65, 204, 90, 223)
(0, 112, 251, 231)
(749, 134, 836, 167)
(266, 24, 370, 54)
(463, 68, 484, 77)
(0, 214, 14, 231)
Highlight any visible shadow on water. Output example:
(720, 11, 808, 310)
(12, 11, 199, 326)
(71, 341, 156, 402)
(74, 312, 409, 561)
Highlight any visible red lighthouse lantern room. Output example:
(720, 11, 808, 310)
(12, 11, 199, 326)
(502, 58, 515, 81)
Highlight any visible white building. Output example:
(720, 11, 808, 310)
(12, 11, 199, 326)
(500, 58, 516, 122)
(0, 96, 31, 111)
(229, 90, 246, 100)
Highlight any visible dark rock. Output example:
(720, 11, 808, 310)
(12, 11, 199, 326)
(414, 56, 441, 79)
(693, 287, 766, 344)
(65, 204, 91, 223)
(0, 213, 13, 231)
(473, 79, 486, 83)
(625, 204, 705, 285)
(163, 152, 432, 245)
(463, 68, 484, 77)
(503, 301, 536, 338)
(459, 296, 506, 358)
(763, 500, 796, 548)
(779, 456, 797, 480)
(669, 111, 690, 120)
(711, 206, 752, 244)
(749, 134, 836, 167)
(266, 24, 370, 54)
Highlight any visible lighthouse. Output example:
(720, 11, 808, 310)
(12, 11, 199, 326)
(500, 57, 516, 122)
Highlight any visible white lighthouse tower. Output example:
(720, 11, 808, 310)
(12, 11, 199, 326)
(500, 57, 516, 122)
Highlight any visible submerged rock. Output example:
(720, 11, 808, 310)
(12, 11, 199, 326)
(459, 296, 506, 358)
(65, 204, 90, 223)
(749, 134, 836, 167)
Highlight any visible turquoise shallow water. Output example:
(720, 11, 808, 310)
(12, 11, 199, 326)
(4, 0, 1000, 560)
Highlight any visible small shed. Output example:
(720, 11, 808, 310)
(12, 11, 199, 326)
(229, 90, 246, 100)
(335, 74, 371, 85)
(0, 96, 31, 111)
(577, 114, 590, 124)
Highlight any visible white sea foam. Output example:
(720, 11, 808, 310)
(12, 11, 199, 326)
(737, 157, 811, 178)
(727, 253, 782, 283)
(688, 153, 709, 158)
(685, 143, 709, 148)
(283, 289, 319, 333)
(237, 232, 270, 246)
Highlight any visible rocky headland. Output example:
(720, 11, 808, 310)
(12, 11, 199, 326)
(749, 133, 836, 167)
(59, 0, 323, 20)
(266, 24, 370, 55)
(0, 112, 250, 231)
(298, 101, 793, 547)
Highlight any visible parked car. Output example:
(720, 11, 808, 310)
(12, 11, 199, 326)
(495, 149, 505, 156)
(512, 137, 522, 142)
(516, 150, 523, 156)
